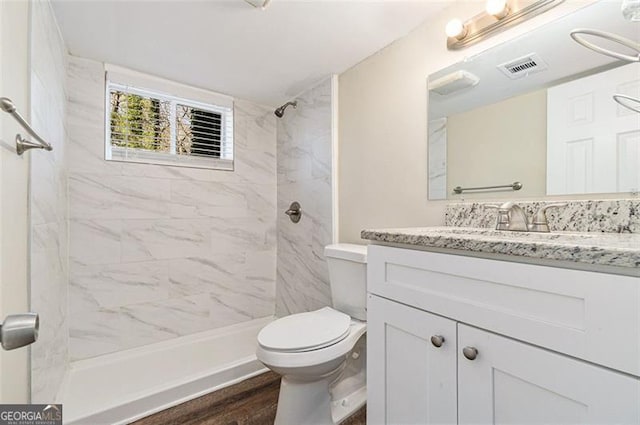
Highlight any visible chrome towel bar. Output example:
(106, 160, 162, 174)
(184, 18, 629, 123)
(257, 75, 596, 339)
(0, 97, 52, 155)
(453, 181, 523, 194)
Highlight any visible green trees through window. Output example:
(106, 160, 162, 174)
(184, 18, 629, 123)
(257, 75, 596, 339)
(110, 91, 171, 151)
(109, 90, 223, 158)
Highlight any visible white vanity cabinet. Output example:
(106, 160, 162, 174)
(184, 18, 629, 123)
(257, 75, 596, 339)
(367, 245, 640, 425)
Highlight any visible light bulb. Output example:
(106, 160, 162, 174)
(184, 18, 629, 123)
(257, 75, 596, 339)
(445, 19, 467, 39)
(486, 0, 509, 18)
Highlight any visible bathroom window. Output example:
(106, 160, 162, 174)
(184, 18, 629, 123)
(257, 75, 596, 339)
(105, 67, 234, 170)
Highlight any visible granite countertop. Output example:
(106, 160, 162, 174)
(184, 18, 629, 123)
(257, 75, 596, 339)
(361, 227, 640, 271)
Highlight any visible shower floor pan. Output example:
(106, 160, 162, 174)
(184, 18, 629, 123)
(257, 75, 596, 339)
(58, 317, 272, 425)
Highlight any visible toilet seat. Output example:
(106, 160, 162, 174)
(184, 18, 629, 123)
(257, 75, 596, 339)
(256, 319, 366, 370)
(258, 307, 351, 352)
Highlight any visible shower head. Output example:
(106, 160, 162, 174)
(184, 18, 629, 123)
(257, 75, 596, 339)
(274, 101, 297, 118)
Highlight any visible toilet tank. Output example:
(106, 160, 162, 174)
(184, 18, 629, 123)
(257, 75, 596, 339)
(324, 244, 368, 321)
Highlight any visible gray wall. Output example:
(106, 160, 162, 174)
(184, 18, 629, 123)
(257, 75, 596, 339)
(276, 78, 334, 316)
(66, 56, 278, 360)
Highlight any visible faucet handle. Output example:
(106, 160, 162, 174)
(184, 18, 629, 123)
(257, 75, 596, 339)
(485, 203, 511, 230)
(529, 203, 567, 232)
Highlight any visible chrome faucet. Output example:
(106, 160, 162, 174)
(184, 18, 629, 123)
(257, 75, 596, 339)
(487, 202, 567, 233)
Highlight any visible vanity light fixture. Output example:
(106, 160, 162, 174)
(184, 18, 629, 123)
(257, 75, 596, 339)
(447, 0, 565, 50)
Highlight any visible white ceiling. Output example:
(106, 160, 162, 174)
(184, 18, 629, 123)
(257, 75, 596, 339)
(51, 0, 451, 107)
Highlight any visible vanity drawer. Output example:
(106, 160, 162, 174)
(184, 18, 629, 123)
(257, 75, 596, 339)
(367, 245, 640, 376)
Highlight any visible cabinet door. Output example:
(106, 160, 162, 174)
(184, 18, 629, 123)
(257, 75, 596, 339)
(458, 324, 640, 424)
(367, 295, 457, 425)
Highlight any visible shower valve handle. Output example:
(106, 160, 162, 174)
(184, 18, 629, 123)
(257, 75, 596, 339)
(285, 201, 302, 223)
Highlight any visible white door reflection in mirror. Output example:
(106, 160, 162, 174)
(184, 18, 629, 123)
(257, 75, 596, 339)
(547, 63, 640, 195)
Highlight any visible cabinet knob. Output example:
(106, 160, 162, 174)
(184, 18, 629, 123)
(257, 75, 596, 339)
(430, 335, 445, 348)
(462, 346, 478, 360)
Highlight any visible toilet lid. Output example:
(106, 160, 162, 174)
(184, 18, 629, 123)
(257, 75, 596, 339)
(258, 307, 351, 352)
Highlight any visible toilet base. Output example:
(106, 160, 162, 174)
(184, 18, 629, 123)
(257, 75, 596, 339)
(275, 375, 334, 425)
(273, 368, 366, 425)
(268, 333, 367, 425)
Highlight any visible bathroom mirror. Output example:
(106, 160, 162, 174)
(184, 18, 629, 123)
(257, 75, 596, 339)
(427, 0, 640, 200)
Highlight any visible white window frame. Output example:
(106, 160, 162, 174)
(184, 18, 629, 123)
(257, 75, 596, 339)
(105, 66, 234, 171)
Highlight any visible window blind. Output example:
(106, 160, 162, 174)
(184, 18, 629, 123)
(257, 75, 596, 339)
(105, 69, 233, 170)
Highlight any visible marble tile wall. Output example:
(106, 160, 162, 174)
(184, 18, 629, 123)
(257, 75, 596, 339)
(276, 78, 334, 316)
(445, 199, 640, 233)
(29, 0, 69, 403)
(66, 56, 277, 360)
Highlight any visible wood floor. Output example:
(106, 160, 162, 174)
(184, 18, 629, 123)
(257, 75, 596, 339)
(132, 372, 366, 425)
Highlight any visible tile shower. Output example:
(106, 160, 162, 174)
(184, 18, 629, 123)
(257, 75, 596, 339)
(276, 78, 334, 316)
(28, 1, 337, 414)
(66, 56, 278, 360)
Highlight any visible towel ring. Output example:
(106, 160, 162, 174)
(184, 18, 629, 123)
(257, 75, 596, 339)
(613, 94, 640, 114)
(570, 29, 640, 62)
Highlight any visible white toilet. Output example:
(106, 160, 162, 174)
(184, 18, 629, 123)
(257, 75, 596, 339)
(256, 243, 368, 425)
